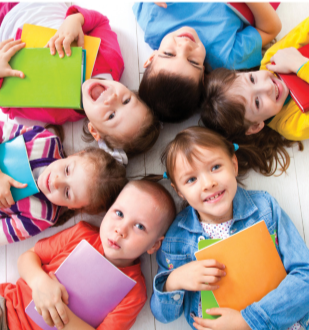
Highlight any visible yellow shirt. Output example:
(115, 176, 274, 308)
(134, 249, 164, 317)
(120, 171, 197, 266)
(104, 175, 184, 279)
(261, 17, 309, 141)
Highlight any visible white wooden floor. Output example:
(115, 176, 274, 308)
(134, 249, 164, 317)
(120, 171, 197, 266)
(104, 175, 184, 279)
(1, 3, 309, 330)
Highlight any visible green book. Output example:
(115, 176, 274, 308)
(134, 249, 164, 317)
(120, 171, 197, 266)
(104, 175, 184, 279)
(198, 234, 276, 319)
(0, 48, 86, 109)
(0, 135, 39, 202)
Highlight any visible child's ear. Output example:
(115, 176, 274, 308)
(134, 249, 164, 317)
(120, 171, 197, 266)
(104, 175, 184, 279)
(231, 154, 238, 177)
(147, 236, 164, 255)
(88, 122, 101, 141)
(144, 51, 157, 68)
(245, 122, 264, 135)
(171, 183, 185, 200)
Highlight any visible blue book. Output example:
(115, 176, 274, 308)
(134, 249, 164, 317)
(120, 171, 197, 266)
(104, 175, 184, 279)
(0, 135, 39, 202)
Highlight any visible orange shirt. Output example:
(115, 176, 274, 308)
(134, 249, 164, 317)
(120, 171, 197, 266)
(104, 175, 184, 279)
(0, 221, 147, 330)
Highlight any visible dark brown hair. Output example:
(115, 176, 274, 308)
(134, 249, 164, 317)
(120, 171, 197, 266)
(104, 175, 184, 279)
(161, 126, 240, 185)
(138, 63, 205, 123)
(55, 147, 128, 226)
(82, 100, 161, 159)
(200, 68, 303, 176)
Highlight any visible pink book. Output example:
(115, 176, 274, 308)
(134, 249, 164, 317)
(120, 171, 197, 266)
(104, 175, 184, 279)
(25, 239, 136, 329)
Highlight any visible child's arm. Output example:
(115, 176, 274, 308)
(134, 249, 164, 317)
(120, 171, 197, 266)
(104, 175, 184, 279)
(240, 196, 309, 330)
(18, 248, 69, 330)
(151, 247, 225, 323)
(0, 39, 25, 79)
(46, 13, 84, 58)
(246, 3, 281, 47)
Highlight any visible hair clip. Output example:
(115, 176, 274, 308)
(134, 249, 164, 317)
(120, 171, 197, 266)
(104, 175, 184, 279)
(163, 172, 169, 179)
(233, 143, 239, 152)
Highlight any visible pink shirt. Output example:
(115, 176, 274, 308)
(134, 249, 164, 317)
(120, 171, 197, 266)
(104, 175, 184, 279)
(0, 5, 124, 125)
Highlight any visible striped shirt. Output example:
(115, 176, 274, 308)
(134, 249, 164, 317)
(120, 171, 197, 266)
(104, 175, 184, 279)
(0, 121, 65, 245)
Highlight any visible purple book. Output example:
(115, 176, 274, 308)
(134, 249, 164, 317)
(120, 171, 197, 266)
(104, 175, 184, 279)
(25, 239, 136, 329)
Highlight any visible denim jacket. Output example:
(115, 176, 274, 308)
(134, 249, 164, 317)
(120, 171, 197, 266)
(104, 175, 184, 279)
(150, 187, 309, 330)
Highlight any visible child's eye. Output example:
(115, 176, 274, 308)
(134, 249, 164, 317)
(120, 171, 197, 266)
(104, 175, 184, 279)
(108, 112, 115, 120)
(164, 52, 174, 57)
(255, 97, 260, 109)
(250, 74, 255, 84)
(188, 59, 199, 65)
(65, 187, 70, 199)
(123, 97, 131, 105)
(135, 223, 145, 231)
(115, 210, 123, 218)
(186, 177, 196, 184)
(212, 164, 221, 171)
(65, 165, 69, 176)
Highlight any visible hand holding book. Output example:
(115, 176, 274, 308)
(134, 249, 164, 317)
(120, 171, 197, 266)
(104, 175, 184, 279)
(45, 13, 85, 58)
(0, 38, 25, 79)
(267, 47, 309, 74)
(164, 259, 226, 292)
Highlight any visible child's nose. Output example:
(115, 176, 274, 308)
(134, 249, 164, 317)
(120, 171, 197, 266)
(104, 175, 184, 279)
(103, 93, 117, 105)
(53, 175, 62, 190)
(201, 174, 217, 191)
(115, 226, 127, 238)
(176, 39, 193, 53)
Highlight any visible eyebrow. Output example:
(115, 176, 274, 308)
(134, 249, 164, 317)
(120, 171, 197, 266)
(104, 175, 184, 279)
(69, 161, 76, 203)
(157, 54, 203, 71)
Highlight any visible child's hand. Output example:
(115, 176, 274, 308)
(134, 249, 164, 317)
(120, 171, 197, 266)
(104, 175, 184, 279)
(154, 2, 167, 8)
(193, 308, 251, 330)
(46, 13, 85, 58)
(0, 39, 25, 79)
(0, 171, 27, 208)
(32, 272, 69, 330)
(165, 260, 226, 292)
(267, 47, 309, 74)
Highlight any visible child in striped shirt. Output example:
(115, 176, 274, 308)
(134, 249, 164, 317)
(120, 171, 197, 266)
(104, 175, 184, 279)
(0, 120, 127, 245)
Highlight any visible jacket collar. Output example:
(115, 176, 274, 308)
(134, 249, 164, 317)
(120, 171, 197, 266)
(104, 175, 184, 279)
(178, 186, 258, 233)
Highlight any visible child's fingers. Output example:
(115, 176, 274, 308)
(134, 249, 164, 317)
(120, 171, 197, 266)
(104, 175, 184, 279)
(76, 31, 84, 49)
(4, 69, 24, 79)
(5, 42, 26, 59)
(55, 302, 69, 326)
(62, 36, 74, 57)
(206, 307, 224, 316)
(9, 178, 27, 189)
(0, 199, 9, 209)
(193, 317, 213, 330)
(55, 37, 65, 58)
(50, 306, 65, 330)
(0, 38, 15, 50)
(2, 39, 24, 54)
(266, 64, 276, 72)
(49, 272, 69, 305)
(47, 36, 57, 56)
(41, 308, 55, 327)
(199, 283, 220, 291)
(201, 259, 226, 270)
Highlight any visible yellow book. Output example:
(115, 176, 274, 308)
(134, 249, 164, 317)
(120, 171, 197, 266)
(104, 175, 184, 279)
(21, 23, 100, 80)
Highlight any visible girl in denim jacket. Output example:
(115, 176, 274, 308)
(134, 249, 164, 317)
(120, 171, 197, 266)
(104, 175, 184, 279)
(150, 126, 309, 330)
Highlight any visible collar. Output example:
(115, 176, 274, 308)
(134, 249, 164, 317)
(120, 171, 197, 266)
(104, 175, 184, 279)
(177, 186, 258, 233)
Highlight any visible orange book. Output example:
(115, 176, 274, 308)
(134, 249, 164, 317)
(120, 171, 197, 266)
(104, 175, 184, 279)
(195, 221, 286, 311)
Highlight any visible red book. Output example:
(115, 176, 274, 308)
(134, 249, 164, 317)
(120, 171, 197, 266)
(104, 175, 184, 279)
(275, 43, 309, 113)
(227, 3, 280, 26)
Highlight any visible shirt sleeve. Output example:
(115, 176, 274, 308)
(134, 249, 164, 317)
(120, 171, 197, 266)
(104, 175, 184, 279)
(225, 25, 262, 70)
(0, 120, 32, 143)
(241, 194, 309, 330)
(150, 247, 186, 323)
(97, 277, 147, 330)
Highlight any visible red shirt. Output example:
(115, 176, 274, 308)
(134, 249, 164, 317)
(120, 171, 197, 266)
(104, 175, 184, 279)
(0, 222, 147, 330)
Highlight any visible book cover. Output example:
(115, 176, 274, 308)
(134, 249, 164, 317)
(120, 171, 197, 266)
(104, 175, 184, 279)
(227, 3, 280, 26)
(275, 43, 309, 113)
(195, 221, 286, 312)
(0, 48, 84, 109)
(21, 23, 100, 80)
(0, 135, 39, 202)
(25, 239, 136, 329)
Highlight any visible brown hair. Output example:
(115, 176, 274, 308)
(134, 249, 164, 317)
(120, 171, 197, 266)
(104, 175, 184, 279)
(82, 98, 161, 158)
(138, 63, 206, 123)
(200, 68, 303, 176)
(54, 147, 128, 226)
(161, 126, 239, 185)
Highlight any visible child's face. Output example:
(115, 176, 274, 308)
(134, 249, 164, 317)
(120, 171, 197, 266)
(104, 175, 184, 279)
(172, 146, 238, 224)
(82, 79, 149, 142)
(144, 27, 206, 82)
(37, 155, 92, 209)
(100, 184, 165, 268)
(229, 71, 289, 135)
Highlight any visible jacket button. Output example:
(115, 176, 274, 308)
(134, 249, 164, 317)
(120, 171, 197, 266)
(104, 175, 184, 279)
(173, 294, 181, 301)
(190, 312, 196, 318)
(198, 236, 205, 242)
